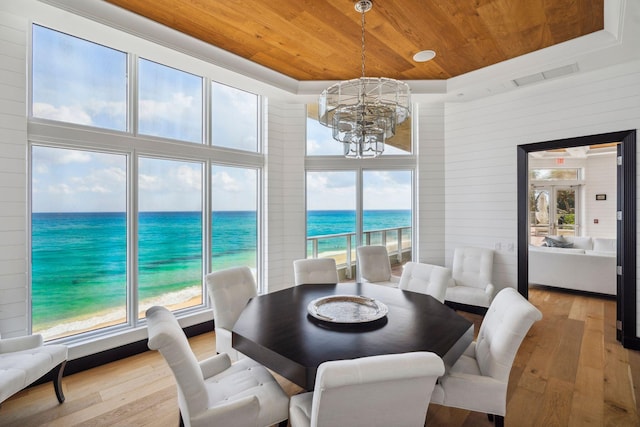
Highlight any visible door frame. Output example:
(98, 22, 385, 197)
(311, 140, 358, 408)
(517, 130, 638, 349)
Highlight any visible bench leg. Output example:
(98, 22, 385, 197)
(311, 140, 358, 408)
(52, 360, 67, 403)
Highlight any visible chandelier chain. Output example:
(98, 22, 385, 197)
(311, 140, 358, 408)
(317, 0, 410, 159)
(361, 5, 366, 78)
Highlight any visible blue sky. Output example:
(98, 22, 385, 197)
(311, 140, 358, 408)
(31, 25, 411, 212)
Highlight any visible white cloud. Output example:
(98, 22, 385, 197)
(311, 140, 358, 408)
(33, 102, 93, 126)
(139, 173, 161, 190)
(87, 99, 127, 119)
(138, 92, 198, 121)
(212, 171, 241, 191)
(34, 164, 49, 174)
(175, 164, 201, 190)
(58, 150, 92, 164)
(47, 183, 73, 194)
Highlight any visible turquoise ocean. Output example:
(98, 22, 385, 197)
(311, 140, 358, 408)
(31, 210, 410, 334)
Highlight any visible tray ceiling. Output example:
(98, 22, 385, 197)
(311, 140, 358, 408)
(104, 0, 604, 82)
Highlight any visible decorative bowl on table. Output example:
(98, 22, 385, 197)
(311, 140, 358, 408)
(307, 295, 388, 324)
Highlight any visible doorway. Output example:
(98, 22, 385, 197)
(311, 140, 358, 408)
(517, 130, 638, 349)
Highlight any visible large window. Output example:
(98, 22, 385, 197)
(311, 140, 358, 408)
(138, 59, 203, 143)
(363, 170, 412, 263)
(211, 165, 259, 273)
(138, 158, 204, 318)
(32, 25, 127, 130)
(305, 169, 414, 280)
(30, 25, 262, 341)
(211, 82, 259, 151)
(306, 171, 356, 278)
(31, 146, 127, 340)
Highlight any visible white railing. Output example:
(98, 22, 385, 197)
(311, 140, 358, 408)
(307, 226, 412, 278)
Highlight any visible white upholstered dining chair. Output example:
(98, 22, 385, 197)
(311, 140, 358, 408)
(293, 258, 339, 285)
(356, 245, 400, 287)
(398, 261, 451, 303)
(289, 351, 444, 427)
(445, 246, 496, 312)
(431, 287, 542, 427)
(146, 305, 289, 427)
(205, 266, 257, 361)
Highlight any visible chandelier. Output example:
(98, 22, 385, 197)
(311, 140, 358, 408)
(318, 0, 411, 159)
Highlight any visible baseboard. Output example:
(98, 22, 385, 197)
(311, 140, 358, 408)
(622, 334, 640, 351)
(32, 320, 213, 385)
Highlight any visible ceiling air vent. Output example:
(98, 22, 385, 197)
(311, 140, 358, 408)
(513, 63, 579, 87)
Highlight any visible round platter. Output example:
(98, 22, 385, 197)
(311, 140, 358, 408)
(307, 295, 388, 324)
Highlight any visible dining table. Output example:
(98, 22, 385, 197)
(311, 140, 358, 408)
(232, 282, 474, 390)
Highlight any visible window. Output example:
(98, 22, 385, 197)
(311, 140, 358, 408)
(31, 146, 127, 340)
(363, 170, 412, 265)
(29, 25, 263, 342)
(304, 170, 414, 279)
(530, 168, 580, 180)
(529, 166, 582, 243)
(138, 59, 203, 143)
(211, 82, 259, 151)
(211, 165, 259, 273)
(306, 171, 356, 278)
(138, 158, 204, 318)
(32, 25, 127, 131)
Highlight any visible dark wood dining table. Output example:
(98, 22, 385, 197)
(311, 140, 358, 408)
(232, 282, 474, 390)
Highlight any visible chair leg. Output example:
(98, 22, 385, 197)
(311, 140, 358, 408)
(494, 415, 504, 427)
(488, 414, 494, 421)
(52, 360, 67, 403)
(277, 420, 288, 427)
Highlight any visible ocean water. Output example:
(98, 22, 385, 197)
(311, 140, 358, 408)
(31, 210, 410, 336)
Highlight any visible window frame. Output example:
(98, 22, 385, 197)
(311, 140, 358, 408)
(304, 151, 418, 281)
(27, 23, 265, 343)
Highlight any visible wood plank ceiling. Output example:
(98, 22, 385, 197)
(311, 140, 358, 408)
(104, 0, 604, 81)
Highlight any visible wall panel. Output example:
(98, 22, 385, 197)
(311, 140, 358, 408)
(444, 60, 640, 333)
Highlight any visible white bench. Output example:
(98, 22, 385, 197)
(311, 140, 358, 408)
(0, 333, 68, 405)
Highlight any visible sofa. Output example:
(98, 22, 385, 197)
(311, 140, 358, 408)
(0, 333, 68, 405)
(528, 235, 616, 295)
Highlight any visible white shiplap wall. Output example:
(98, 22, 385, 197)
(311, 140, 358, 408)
(0, 10, 28, 339)
(416, 103, 446, 265)
(444, 60, 640, 331)
(264, 101, 306, 292)
(583, 153, 617, 238)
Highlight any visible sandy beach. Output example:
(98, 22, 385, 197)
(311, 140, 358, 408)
(38, 286, 203, 341)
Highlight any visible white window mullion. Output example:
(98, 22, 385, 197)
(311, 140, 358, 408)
(129, 149, 139, 327)
(355, 167, 364, 282)
(202, 160, 211, 303)
(129, 53, 138, 136)
(128, 52, 139, 326)
(203, 76, 211, 145)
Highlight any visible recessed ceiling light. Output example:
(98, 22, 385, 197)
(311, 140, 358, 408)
(413, 50, 436, 62)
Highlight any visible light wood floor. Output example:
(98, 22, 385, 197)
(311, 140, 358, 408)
(1, 286, 639, 426)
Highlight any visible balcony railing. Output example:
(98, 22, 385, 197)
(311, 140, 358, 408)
(307, 226, 412, 279)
